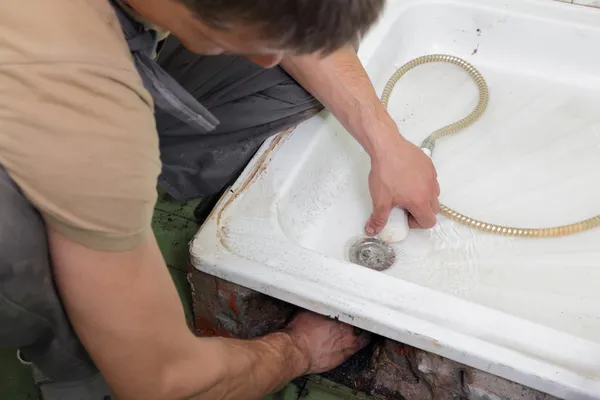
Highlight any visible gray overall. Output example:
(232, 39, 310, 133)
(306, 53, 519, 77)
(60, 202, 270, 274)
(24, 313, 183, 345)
(0, 2, 321, 398)
(113, 1, 323, 199)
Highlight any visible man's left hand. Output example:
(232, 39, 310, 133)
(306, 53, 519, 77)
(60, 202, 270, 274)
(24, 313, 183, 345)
(365, 134, 440, 236)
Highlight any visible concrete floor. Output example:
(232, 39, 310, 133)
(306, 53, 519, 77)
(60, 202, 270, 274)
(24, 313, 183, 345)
(0, 188, 358, 400)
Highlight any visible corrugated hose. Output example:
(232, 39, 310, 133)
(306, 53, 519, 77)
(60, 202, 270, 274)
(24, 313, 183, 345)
(381, 54, 600, 237)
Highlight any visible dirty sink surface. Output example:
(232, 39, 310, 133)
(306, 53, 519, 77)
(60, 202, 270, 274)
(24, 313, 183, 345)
(192, 0, 600, 399)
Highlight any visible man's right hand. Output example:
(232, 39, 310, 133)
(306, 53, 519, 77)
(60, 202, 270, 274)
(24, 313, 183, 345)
(48, 229, 371, 400)
(285, 312, 371, 375)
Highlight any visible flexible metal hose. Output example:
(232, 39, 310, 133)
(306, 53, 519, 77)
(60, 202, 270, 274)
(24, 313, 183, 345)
(381, 54, 600, 237)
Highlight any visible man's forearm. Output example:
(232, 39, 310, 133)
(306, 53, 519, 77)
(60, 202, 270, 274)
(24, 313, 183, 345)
(49, 230, 307, 400)
(282, 47, 440, 232)
(178, 333, 307, 400)
(281, 46, 398, 158)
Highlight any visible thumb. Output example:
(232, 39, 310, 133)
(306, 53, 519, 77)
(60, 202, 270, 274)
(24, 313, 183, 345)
(365, 195, 392, 236)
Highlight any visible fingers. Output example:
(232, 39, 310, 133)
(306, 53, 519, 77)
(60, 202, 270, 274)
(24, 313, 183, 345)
(407, 200, 437, 229)
(407, 201, 439, 229)
(343, 327, 372, 358)
(285, 312, 374, 374)
(407, 175, 440, 229)
(365, 196, 393, 236)
(431, 192, 441, 214)
(352, 327, 372, 348)
(407, 214, 420, 229)
(355, 331, 372, 351)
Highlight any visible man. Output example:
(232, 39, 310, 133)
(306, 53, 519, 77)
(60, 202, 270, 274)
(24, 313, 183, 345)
(0, 0, 440, 399)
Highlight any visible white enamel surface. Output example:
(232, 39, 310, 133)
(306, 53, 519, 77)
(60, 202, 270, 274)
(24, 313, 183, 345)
(191, 1, 600, 398)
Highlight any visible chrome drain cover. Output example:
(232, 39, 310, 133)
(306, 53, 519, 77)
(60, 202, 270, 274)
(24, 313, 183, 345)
(349, 238, 396, 271)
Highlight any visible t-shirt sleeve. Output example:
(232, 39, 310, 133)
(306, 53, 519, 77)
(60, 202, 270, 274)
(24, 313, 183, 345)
(0, 62, 161, 251)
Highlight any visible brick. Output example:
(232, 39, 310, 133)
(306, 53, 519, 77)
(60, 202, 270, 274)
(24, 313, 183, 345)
(412, 348, 467, 399)
(369, 341, 433, 400)
(188, 269, 295, 339)
(320, 342, 378, 395)
(465, 370, 558, 400)
(188, 271, 559, 400)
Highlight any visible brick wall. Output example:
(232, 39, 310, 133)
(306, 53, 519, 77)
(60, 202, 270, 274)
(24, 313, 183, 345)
(189, 269, 558, 400)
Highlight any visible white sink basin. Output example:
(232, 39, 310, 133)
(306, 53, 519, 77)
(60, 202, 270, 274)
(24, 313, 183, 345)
(191, 0, 600, 398)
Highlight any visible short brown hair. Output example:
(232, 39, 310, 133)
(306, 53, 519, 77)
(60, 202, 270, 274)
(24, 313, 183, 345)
(179, 0, 385, 54)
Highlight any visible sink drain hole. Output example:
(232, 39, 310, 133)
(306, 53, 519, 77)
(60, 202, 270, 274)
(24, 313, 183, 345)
(349, 238, 396, 271)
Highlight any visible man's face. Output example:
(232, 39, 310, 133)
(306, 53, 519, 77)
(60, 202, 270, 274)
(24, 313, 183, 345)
(128, 0, 287, 68)
(176, 22, 286, 68)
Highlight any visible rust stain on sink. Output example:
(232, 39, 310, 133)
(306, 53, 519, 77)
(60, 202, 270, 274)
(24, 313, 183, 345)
(216, 128, 293, 248)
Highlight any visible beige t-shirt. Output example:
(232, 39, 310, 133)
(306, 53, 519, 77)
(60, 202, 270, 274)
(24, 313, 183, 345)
(0, 0, 161, 251)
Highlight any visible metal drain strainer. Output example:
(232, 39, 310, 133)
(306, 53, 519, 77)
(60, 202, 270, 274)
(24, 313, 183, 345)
(348, 238, 396, 271)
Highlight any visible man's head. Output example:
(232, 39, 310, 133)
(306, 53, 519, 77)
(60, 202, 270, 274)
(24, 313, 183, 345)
(127, 0, 384, 67)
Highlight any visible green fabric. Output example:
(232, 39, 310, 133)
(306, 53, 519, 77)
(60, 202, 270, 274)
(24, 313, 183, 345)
(0, 348, 40, 400)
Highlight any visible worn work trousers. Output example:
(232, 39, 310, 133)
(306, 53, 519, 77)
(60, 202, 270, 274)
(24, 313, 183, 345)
(0, 39, 322, 397)
(156, 38, 322, 200)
